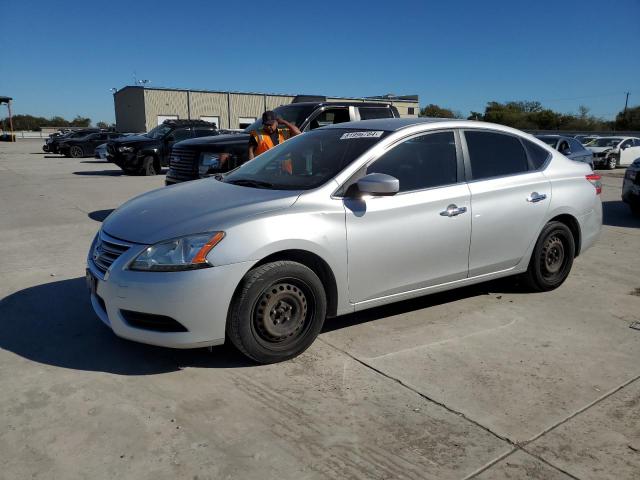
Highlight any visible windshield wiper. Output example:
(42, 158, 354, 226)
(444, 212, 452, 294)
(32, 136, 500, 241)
(226, 178, 274, 189)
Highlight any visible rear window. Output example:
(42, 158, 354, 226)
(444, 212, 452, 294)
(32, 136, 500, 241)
(359, 107, 394, 120)
(523, 139, 551, 169)
(465, 131, 530, 180)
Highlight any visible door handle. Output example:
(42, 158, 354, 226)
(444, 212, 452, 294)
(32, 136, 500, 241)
(440, 204, 467, 217)
(527, 192, 547, 203)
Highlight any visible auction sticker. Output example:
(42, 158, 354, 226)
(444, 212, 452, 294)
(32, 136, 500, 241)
(340, 131, 384, 140)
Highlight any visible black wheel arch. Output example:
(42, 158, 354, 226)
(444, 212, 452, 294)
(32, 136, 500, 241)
(247, 250, 339, 318)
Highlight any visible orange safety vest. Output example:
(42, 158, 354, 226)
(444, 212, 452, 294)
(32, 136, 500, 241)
(250, 129, 292, 173)
(251, 129, 285, 155)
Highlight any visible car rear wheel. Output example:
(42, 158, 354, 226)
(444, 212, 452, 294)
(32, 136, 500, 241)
(70, 145, 84, 158)
(523, 221, 575, 292)
(607, 155, 617, 170)
(227, 261, 327, 364)
(140, 156, 158, 175)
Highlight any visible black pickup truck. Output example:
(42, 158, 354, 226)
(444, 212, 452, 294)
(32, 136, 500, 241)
(165, 101, 400, 185)
(106, 119, 223, 175)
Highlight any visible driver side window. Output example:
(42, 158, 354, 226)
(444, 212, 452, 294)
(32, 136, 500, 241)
(171, 128, 192, 142)
(621, 139, 633, 148)
(366, 131, 458, 192)
(308, 108, 350, 130)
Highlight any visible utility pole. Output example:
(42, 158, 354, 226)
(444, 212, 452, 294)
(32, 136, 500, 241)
(624, 92, 629, 115)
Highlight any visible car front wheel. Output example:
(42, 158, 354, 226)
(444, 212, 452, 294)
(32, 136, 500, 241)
(227, 261, 327, 364)
(70, 145, 84, 158)
(523, 221, 575, 292)
(607, 155, 617, 170)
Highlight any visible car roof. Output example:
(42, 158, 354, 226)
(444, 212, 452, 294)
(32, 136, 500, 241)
(323, 117, 472, 131)
(286, 101, 395, 109)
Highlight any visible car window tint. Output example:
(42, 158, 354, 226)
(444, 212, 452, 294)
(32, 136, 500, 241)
(522, 139, 551, 170)
(359, 107, 394, 120)
(465, 131, 529, 180)
(634, 139, 640, 147)
(308, 109, 350, 130)
(367, 131, 457, 192)
(193, 128, 216, 138)
(568, 138, 584, 152)
(621, 139, 633, 148)
(172, 128, 192, 142)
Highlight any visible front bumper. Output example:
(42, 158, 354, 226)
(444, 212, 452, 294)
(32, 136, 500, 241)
(86, 235, 254, 348)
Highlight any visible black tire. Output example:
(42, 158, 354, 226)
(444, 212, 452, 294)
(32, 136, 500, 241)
(227, 261, 327, 364)
(607, 155, 617, 170)
(523, 221, 575, 292)
(70, 145, 84, 158)
(140, 156, 158, 176)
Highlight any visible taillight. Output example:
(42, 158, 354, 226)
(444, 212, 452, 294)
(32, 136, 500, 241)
(586, 174, 602, 194)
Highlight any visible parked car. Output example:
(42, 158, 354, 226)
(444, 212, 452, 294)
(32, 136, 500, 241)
(586, 136, 640, 169)
(536, 135, 594, 167)
(86, 118, 602, 363)
(43, 128, 99, 153)
(59, 131, 127, 158)
(95, 143, 108, 160)
(574, 134, 599, 145)
(165, 101, 401, 185)
(106, 120, 221, 175)
(622, 158, 640, 216)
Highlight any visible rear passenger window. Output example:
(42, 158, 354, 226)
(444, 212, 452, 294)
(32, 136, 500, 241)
(359, 107, 394, 120)
(465, 131, 529, 180)
(193, 128, 216, 138)
(367, 131, 458, 192)
(522, 139, 551, 170)
(568, 138, 584, 152)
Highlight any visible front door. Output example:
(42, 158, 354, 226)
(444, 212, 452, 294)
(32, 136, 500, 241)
(344, 130, 471, 304)
(620, 139, 640, 166)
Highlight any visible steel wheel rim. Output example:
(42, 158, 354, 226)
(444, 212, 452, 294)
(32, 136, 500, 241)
(71, 146, 82, 157)
(541, 234, 566, 278)
(251, 278, 315, 349)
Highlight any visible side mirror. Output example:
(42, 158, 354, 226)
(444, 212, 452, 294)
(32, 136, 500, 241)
(356, 173, 399, 196)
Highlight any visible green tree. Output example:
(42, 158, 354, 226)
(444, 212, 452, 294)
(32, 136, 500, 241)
(419, 104, 461, 118)
(614, 105, 640, 131)
(96, 121, 110, 129)
(70, 116, 91, 127)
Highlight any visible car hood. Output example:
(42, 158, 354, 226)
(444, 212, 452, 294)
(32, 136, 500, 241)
(111, 134, 155, 146)
(587, 146, 614, 153)
(102, 178, 300, 244)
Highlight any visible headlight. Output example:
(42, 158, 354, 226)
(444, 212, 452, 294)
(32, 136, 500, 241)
(118, 146, 135, 153)
(129, 232, 225, 272)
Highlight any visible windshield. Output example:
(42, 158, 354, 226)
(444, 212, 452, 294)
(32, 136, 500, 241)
(224, 128, 388, 190)
(146, 124, 173, 139)
(244, 105, 316, 133)
(537, 136, 558, 148)
(587, 137, 623, 147)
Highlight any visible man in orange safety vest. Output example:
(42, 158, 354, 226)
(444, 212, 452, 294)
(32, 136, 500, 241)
(248, 111, 301, 169)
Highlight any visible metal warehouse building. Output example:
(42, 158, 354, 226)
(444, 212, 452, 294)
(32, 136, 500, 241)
(113, 86, 419, 133)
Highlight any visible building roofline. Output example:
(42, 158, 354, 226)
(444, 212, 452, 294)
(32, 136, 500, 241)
(114, 85, 419, 103)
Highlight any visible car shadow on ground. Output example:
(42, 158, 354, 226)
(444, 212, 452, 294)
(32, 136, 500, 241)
(322, 278, 523, 333)
(0, 278, 253, 375)
(602, 200, 640, 228)
(73, 170, 124, 176)
(88, 209, 114, 222)
(81, 160, 108, 164)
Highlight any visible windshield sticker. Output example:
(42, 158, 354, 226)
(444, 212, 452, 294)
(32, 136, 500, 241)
(340, 131, 384, 140)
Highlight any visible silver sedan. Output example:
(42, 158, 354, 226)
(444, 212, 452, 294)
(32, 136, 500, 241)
(87, 118, 603, 363)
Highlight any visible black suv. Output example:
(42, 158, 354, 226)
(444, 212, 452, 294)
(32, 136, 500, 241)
(165, 101, 401, 185)
(106, 119, 221, 176)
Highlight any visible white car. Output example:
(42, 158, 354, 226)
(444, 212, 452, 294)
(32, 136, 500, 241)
(586, 136, 640, 169)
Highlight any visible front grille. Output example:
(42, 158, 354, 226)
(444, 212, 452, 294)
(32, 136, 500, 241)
(168, 147, 198, 179)
(120, 310, 188, 332)
(91, 231, 131, 278)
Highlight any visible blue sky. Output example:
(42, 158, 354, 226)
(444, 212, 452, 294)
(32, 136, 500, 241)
(1, 0, 638, 124)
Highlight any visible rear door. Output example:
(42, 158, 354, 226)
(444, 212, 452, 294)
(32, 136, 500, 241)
(462, 130, 551, 277)
(345, 130, 471, 303)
